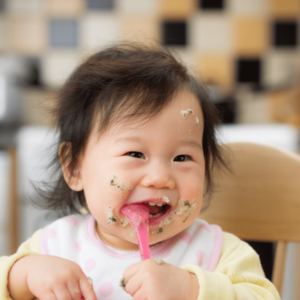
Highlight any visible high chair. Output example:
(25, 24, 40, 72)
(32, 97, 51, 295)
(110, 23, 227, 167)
(199, 142, 300, 296)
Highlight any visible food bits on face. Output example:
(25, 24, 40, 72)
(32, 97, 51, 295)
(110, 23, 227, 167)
(195, 117, 199, 125)
(179, 109, 193, 119)
(107, 211, 117, 224)
(162, 196, 170, 203)
(120, 218, 129, 228)
(109, 175, 132, 192)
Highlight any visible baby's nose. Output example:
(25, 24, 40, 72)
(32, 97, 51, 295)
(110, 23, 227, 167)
(141, 162, 175, 189)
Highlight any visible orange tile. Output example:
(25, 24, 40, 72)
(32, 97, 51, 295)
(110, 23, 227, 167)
(160, 0, 196, 18)
(8, 17, 47, 55)
(120, 17, 159, 46)
(197, 55, 233, 91)
(234, 18, 269, 56)
(270, 0, 300, 18)
(47, 0, 84, 17)
(268, 88, 300, 128)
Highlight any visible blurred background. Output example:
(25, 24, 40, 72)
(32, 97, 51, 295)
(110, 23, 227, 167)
(0, 0, 299, 299)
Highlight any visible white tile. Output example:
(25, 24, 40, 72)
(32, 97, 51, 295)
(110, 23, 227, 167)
(41, 51, 80, 87)
(262, 50, 300, 88)
(7, 0, 44, 14)
(190, 14, 232, 53)
(228, 0, 268, 15)
(80, 13, 120, 50)
(235, 91, 272, 124)
(116, 0, 158, 15)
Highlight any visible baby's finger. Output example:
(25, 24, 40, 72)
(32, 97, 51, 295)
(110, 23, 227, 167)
(132, 288, 147, 300)
(53, 284, 72, 300)
(79, 277, 97, 300)
(40, 290, 57, 300)
(123, 273, 143, 297)
(123, 261, 143, 281)
(67, 280, 82, 300)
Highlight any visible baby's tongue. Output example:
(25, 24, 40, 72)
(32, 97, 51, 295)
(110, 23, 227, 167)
(120, 204, 150, 260)
(148, 204, 163, 215)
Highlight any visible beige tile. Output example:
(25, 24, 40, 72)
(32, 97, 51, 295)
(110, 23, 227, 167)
(197, 55, 233, 91)
(270, 0, 300, 17)
(263, 50, 299, 88)
(80, 13, 120, 50)
(120, 17, 159, 45)
(8, 17, 47, 55)
(47, 0, 84, 17)
(190, 15, 232, 53)
(229, 0, 268, 15)
(41, 51, 80, 87)
(160, 0, 196, 18)
(116, 0, 158, 15)
(234, 18, 269, 56)
(6, 0, 44, 15)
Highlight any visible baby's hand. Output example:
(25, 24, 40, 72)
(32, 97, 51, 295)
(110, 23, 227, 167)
(122, 259, 199, 300)
(8, 255, 97, 300)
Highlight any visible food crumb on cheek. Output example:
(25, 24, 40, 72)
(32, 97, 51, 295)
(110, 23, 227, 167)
(131, 229, 136, 237)
(179, 109, 193, 119)
(106, 211, 117, 224)
(109, 175, 132, 192)
(195, 117, 199, 125)
(120, 218, 129, 228)
(157, 228, 163, 234)
(174, 199, 197, 222)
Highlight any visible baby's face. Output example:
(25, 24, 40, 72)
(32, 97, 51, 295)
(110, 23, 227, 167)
(75, 90, 205, 250)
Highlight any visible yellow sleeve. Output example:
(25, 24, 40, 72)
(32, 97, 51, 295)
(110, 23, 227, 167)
(0, 229, 42, 300)
(181, 232, 280, 300)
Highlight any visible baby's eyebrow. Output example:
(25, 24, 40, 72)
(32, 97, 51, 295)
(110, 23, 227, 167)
(114, 136, 142, 144)
(180, 140, 203, 150)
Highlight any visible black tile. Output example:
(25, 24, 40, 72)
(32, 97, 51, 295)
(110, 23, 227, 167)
(162, 21, 187, 46)
(87, 0, 114, 10)
(50, 19, 78, 48)
(273, 21, 298, 47)
(236, 58, 261, 84)
(199, 0, 224, 10)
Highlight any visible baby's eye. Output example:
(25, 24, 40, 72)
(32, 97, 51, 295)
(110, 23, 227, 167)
(174, 155, 191, 162)
(125, 152, 146, 159)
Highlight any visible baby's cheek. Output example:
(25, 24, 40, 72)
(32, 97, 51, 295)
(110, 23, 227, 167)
(181, 178, 204, 201)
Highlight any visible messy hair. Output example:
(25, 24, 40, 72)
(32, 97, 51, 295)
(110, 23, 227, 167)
(37, 44, 228, 217)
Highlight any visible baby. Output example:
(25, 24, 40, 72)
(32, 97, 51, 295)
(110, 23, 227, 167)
(0, 45, 279, 300)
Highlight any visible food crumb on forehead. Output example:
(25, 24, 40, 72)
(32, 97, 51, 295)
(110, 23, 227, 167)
(179, 109, 193, 119)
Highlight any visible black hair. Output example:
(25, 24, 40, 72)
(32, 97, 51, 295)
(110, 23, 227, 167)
(36, 44, 228, 217)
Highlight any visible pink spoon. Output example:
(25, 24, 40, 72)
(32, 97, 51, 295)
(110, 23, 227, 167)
(120, 203, 151, 260)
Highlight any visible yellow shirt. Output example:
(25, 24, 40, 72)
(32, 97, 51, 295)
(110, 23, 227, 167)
(0, 230, 280, 300)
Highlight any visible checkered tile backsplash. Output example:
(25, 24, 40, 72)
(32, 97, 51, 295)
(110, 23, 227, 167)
(0, 0, 299, 95)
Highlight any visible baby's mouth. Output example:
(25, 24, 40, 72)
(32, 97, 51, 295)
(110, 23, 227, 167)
(144, 202, 169, 218)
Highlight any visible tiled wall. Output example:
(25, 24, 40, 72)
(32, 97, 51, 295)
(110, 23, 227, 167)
(0, 0, 299, 99)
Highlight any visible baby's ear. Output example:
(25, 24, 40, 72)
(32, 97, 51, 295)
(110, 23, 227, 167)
(59, 142, 83, 191)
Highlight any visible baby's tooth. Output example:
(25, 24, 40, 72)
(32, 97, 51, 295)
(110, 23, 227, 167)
(149, 202, 156, 206)
(149, 214, 154, 219)
(157, 203, 163, 206)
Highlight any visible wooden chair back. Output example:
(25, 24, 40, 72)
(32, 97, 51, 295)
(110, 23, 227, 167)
(200, 142, 300, 295)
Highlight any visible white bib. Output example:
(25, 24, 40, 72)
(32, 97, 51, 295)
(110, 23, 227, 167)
(40, 214, 223, 300)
